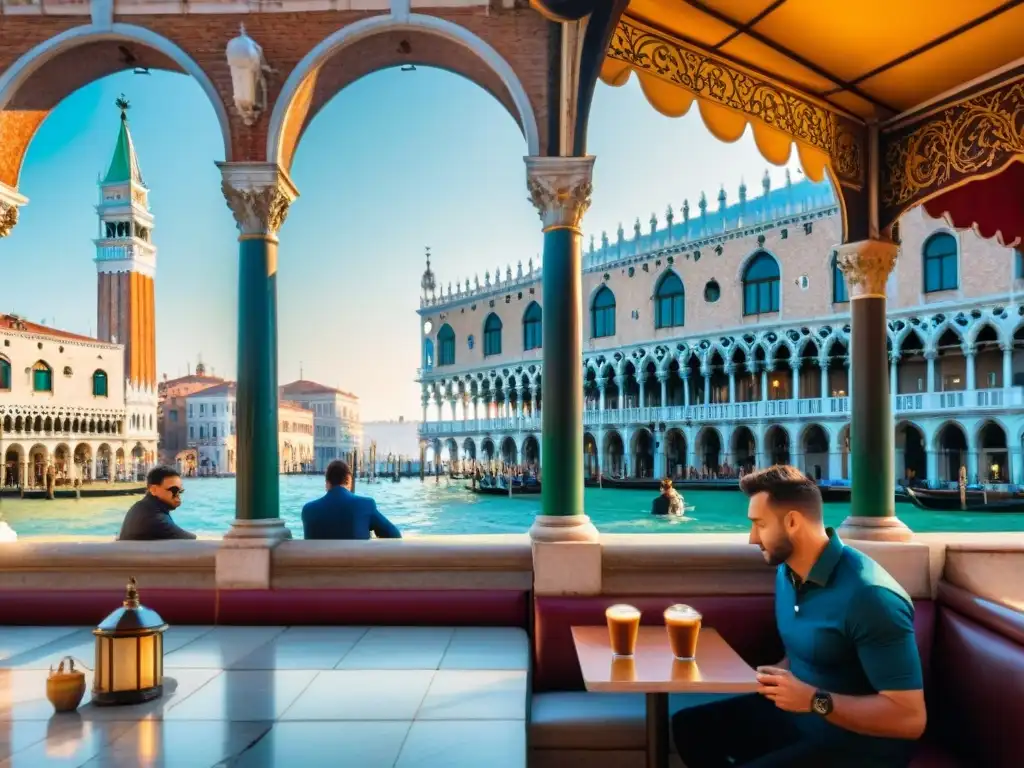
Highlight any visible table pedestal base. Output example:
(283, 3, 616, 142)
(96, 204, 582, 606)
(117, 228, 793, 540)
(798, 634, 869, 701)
(646, 692, 669, 768)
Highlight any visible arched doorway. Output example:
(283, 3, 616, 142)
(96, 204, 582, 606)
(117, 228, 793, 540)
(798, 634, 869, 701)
(500, 436, 517, 466)
(978, 421, 1008, 484)
(664, 428, 686, 478)
(731, 426, 756, 474)
(29, 444, 48, 487)
(462, 438, 477, 462)
(96, 444, 113, 481)
(522, 435, 540, 469)
(3, 444, 23, 487)
(480, 438, 495, 464)
(583, 432, 598, 478)
(696, 427, 722, 474)
(444, 437, 459, 464)
(603, 431, 625, 477)
(631, 429, 654, 479)
(895, 422, 926, 486)
(800, 424, 829, 481)
(935, 422, 968, 484)
(765, 426, 790, 466)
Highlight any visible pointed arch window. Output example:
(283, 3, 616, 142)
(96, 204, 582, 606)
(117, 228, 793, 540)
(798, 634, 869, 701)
(742, 251, 780, 315)
(437, 324, 456, 366)
(654, 271, 685, 329)
(591, 286, 616, 339)
(832, 251, 848, 303)
(484, 313, 503, 357)
(32, 361, 53, 393)
(0, 356, 10, 391)
(923, 232, 958, 293)
(92, 370, 109, 397)
(523, 302, 542, 351)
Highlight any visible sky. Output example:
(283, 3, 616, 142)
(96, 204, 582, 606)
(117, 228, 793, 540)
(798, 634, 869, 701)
(1, 66, 804, 421)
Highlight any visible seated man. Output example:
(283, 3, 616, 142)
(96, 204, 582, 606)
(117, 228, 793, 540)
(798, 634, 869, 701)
(302, 460, 401, 540)
(118, 466, 196, 541)
(672, 465, 925, 767)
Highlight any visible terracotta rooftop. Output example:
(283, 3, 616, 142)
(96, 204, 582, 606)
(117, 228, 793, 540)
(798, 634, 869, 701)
(187, 382, 236, 398)
(0, 313, 107, 345)
(280, 379, 358, 400)
(159, 374, 225, 390)
(279, 400, 313, 413)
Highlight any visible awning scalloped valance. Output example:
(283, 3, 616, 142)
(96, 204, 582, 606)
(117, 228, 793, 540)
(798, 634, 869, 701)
(921, 159, 1024, 249)
(599, 57, 832, 185)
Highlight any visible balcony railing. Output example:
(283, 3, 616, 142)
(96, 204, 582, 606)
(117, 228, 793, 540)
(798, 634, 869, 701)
(418, 387, 1023, 435)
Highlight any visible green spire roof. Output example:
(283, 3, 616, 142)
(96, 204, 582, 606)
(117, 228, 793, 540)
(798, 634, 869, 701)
(103, 96, 145, 186)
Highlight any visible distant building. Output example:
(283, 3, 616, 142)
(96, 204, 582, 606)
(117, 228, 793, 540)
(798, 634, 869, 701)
(362, 418, 421, 459)
(157, 362, 225, 467)
(279, 379, 362, 471)
(185, 382, 314, 475)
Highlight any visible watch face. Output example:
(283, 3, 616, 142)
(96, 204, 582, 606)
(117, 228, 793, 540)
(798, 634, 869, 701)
(812, 692, 832, 716)
(423, 320, 433, 335)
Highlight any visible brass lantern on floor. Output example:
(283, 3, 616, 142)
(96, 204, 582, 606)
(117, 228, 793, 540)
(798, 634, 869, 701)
(92, 577, 168, 706)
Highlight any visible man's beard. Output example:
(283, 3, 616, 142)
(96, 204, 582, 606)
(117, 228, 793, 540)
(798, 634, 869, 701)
(762, 537, 794, 566)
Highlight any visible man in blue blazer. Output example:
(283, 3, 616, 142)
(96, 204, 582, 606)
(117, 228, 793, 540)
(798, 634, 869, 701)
(301, 460, 402, 540)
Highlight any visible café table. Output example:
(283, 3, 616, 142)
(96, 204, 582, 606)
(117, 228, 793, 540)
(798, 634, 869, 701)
(572, 625, 760, 768)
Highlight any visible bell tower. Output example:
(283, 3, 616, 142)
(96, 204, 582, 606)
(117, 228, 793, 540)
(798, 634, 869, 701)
(95, 96, 159, 456)
(95, 95, 157, 390)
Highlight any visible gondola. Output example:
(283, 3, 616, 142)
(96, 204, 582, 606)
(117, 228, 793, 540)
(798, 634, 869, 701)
(905, 487, 1024, 513)
(467, 483, 541, 496)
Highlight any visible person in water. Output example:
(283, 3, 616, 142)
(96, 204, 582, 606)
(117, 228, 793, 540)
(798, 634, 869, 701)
(651, 478, 685, 516)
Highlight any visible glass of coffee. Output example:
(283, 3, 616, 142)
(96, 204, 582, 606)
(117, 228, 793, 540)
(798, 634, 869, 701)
(605, 604, 641, 657)
(664, 604, 702, 660)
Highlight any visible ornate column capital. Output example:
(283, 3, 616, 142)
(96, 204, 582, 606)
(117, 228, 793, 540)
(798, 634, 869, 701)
(596, 375, 608, 389)
(656, 371, 669, 383)
(723, 363, 736, 375)
(217, 162, 298, 238)
(835, 239, 898, 297)
(790, 358, 803, 371)
(0, 184, 28, 239)
(524, 155, 595, 231)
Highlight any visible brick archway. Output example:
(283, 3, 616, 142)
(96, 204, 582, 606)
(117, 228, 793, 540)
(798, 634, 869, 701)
(0, 23, 234, 190)
(267, 12, 544, 173)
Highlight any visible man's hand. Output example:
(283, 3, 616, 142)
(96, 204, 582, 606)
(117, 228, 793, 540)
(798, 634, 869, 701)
(756, 666, 815, 713)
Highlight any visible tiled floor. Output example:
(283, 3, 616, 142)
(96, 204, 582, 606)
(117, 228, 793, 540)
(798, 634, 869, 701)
(0, 625, 529, 767)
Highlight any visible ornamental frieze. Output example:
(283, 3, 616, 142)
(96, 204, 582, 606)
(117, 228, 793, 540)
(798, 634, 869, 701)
(880, 79, 1024, 227)
(605, 16, 864, 188)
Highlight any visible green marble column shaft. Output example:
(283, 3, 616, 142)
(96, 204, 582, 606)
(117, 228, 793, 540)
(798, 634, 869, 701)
(235, 235, 280, 520)
(850, 294, 893, 518)
(541, 226, 584, 518)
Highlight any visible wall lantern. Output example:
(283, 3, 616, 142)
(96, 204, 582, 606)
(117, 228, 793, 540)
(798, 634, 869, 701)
(92, 577, 167, 706)
(226, 24, 270, 126)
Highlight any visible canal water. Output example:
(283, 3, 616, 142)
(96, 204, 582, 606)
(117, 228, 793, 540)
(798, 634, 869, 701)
(3, 475, 1024, 539)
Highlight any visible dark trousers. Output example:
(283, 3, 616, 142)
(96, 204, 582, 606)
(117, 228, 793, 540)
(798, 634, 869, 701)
(672, 694, 903, 768)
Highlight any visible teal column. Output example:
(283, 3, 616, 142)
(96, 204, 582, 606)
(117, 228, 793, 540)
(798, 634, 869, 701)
(836, 239, 910, 541)
(219, 163, 297, 535)
(236, 235, 279, 520)
(541, 225, 584, 517)
(525, 156, 598, 542)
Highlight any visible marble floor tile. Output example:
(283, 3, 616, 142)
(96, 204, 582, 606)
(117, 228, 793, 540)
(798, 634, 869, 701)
(282, 670, 434, 721)
(0, 629, 81, 666)
(416, 670, 528, 720)
(229, 627, 368, 670)
(336, 627, 454, 670)
(82, 719, 272, 767)
(0, 718, 137, 767)
(439, 628, 530, 671)
(394, 720, 526, 768)
(230, 721, 411, 768)
(164, 627, 285, 669)
(163, 670, 317, 721)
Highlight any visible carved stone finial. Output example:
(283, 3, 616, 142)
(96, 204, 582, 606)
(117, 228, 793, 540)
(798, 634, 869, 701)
(835, 239, 899, 297)
(698, 191, 707, 213)
(682, 199, 689, 222)
(763, 168, 771, 191)
(524, 156, 594, 231)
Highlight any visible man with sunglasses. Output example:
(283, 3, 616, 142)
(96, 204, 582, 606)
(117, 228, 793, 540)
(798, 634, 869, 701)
(118, 466, 197, 541)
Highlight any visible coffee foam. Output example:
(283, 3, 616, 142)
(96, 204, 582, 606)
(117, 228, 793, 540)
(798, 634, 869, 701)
(606, 603, 641, 619)
(664, 604, 701, 621)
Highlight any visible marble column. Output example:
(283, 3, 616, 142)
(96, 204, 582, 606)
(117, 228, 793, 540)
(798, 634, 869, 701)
(1002, 344, 1013, 388)
(819, 358, 829, 398)
(702, 367, 711, 405)
(925, 350, 936, 392)
(965, 347, 976, 391)
(726, 363, 736, 404)
(421, 392, 429, 424)
(890, 353, 899, 397)
(525, 155, 598, 542)
(658, 372, 668, 407)
(836, 239, 910, 541)
(761, 368, 769, 401)
(0, 183, 28, 239)
(791, 359, 801, 400)
(614, 374, 627, 410)
(218, 162, 297, 542)
(597, 376, 607, 412)
(682, 370, 691, 408)
(636, 370, 645, 408)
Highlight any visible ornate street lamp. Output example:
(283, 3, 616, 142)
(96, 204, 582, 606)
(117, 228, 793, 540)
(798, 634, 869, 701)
(92, 577, 167, 706)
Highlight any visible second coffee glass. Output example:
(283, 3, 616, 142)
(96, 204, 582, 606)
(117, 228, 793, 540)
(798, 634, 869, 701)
(664, 603, 702, 660)
(605, 604, 641, 656)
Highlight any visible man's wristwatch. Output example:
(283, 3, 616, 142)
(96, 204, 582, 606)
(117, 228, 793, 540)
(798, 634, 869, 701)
(811, 690, 833, 717)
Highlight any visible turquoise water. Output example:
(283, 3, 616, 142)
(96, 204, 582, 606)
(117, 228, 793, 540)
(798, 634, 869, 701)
(3, 476, 1024, 539)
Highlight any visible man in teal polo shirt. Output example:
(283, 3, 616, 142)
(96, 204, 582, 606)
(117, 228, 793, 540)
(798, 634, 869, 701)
(671, 465, 926, 767)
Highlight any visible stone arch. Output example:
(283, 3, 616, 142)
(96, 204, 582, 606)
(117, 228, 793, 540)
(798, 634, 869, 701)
(630, 427, 655, 479)
(500, 435, 517, 465)
(0, 23, 233, 188)
(2, 442, 24, 487)
(967, 319, 1001, 347)
(933, 420, 969, 483)
(521, 434, 540, 466)
(695, 426, 723, 472)
(799, 423, 830, 480)
(926, 317, 967, 355)
(603, 429, 625, 476)
(764, 424, 791, 465)
(895, 420, 927, 484)
(268, 13, 542, 172)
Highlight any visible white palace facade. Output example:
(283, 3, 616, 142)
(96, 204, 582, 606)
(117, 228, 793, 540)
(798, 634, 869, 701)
(416, 175, 1024, 488)
(0, 103, 159, 487)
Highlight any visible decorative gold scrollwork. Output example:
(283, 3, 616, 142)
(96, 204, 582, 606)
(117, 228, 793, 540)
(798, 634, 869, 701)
(882, 81, 1024, 213)
(605, 16, 863, 185)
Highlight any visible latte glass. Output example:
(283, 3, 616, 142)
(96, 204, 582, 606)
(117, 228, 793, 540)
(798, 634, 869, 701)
(605, 604, 641, 657)
(664, 604, 702, 660)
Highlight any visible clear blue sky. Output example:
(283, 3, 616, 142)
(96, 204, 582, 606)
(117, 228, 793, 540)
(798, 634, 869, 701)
(2, 67, 803, 420)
